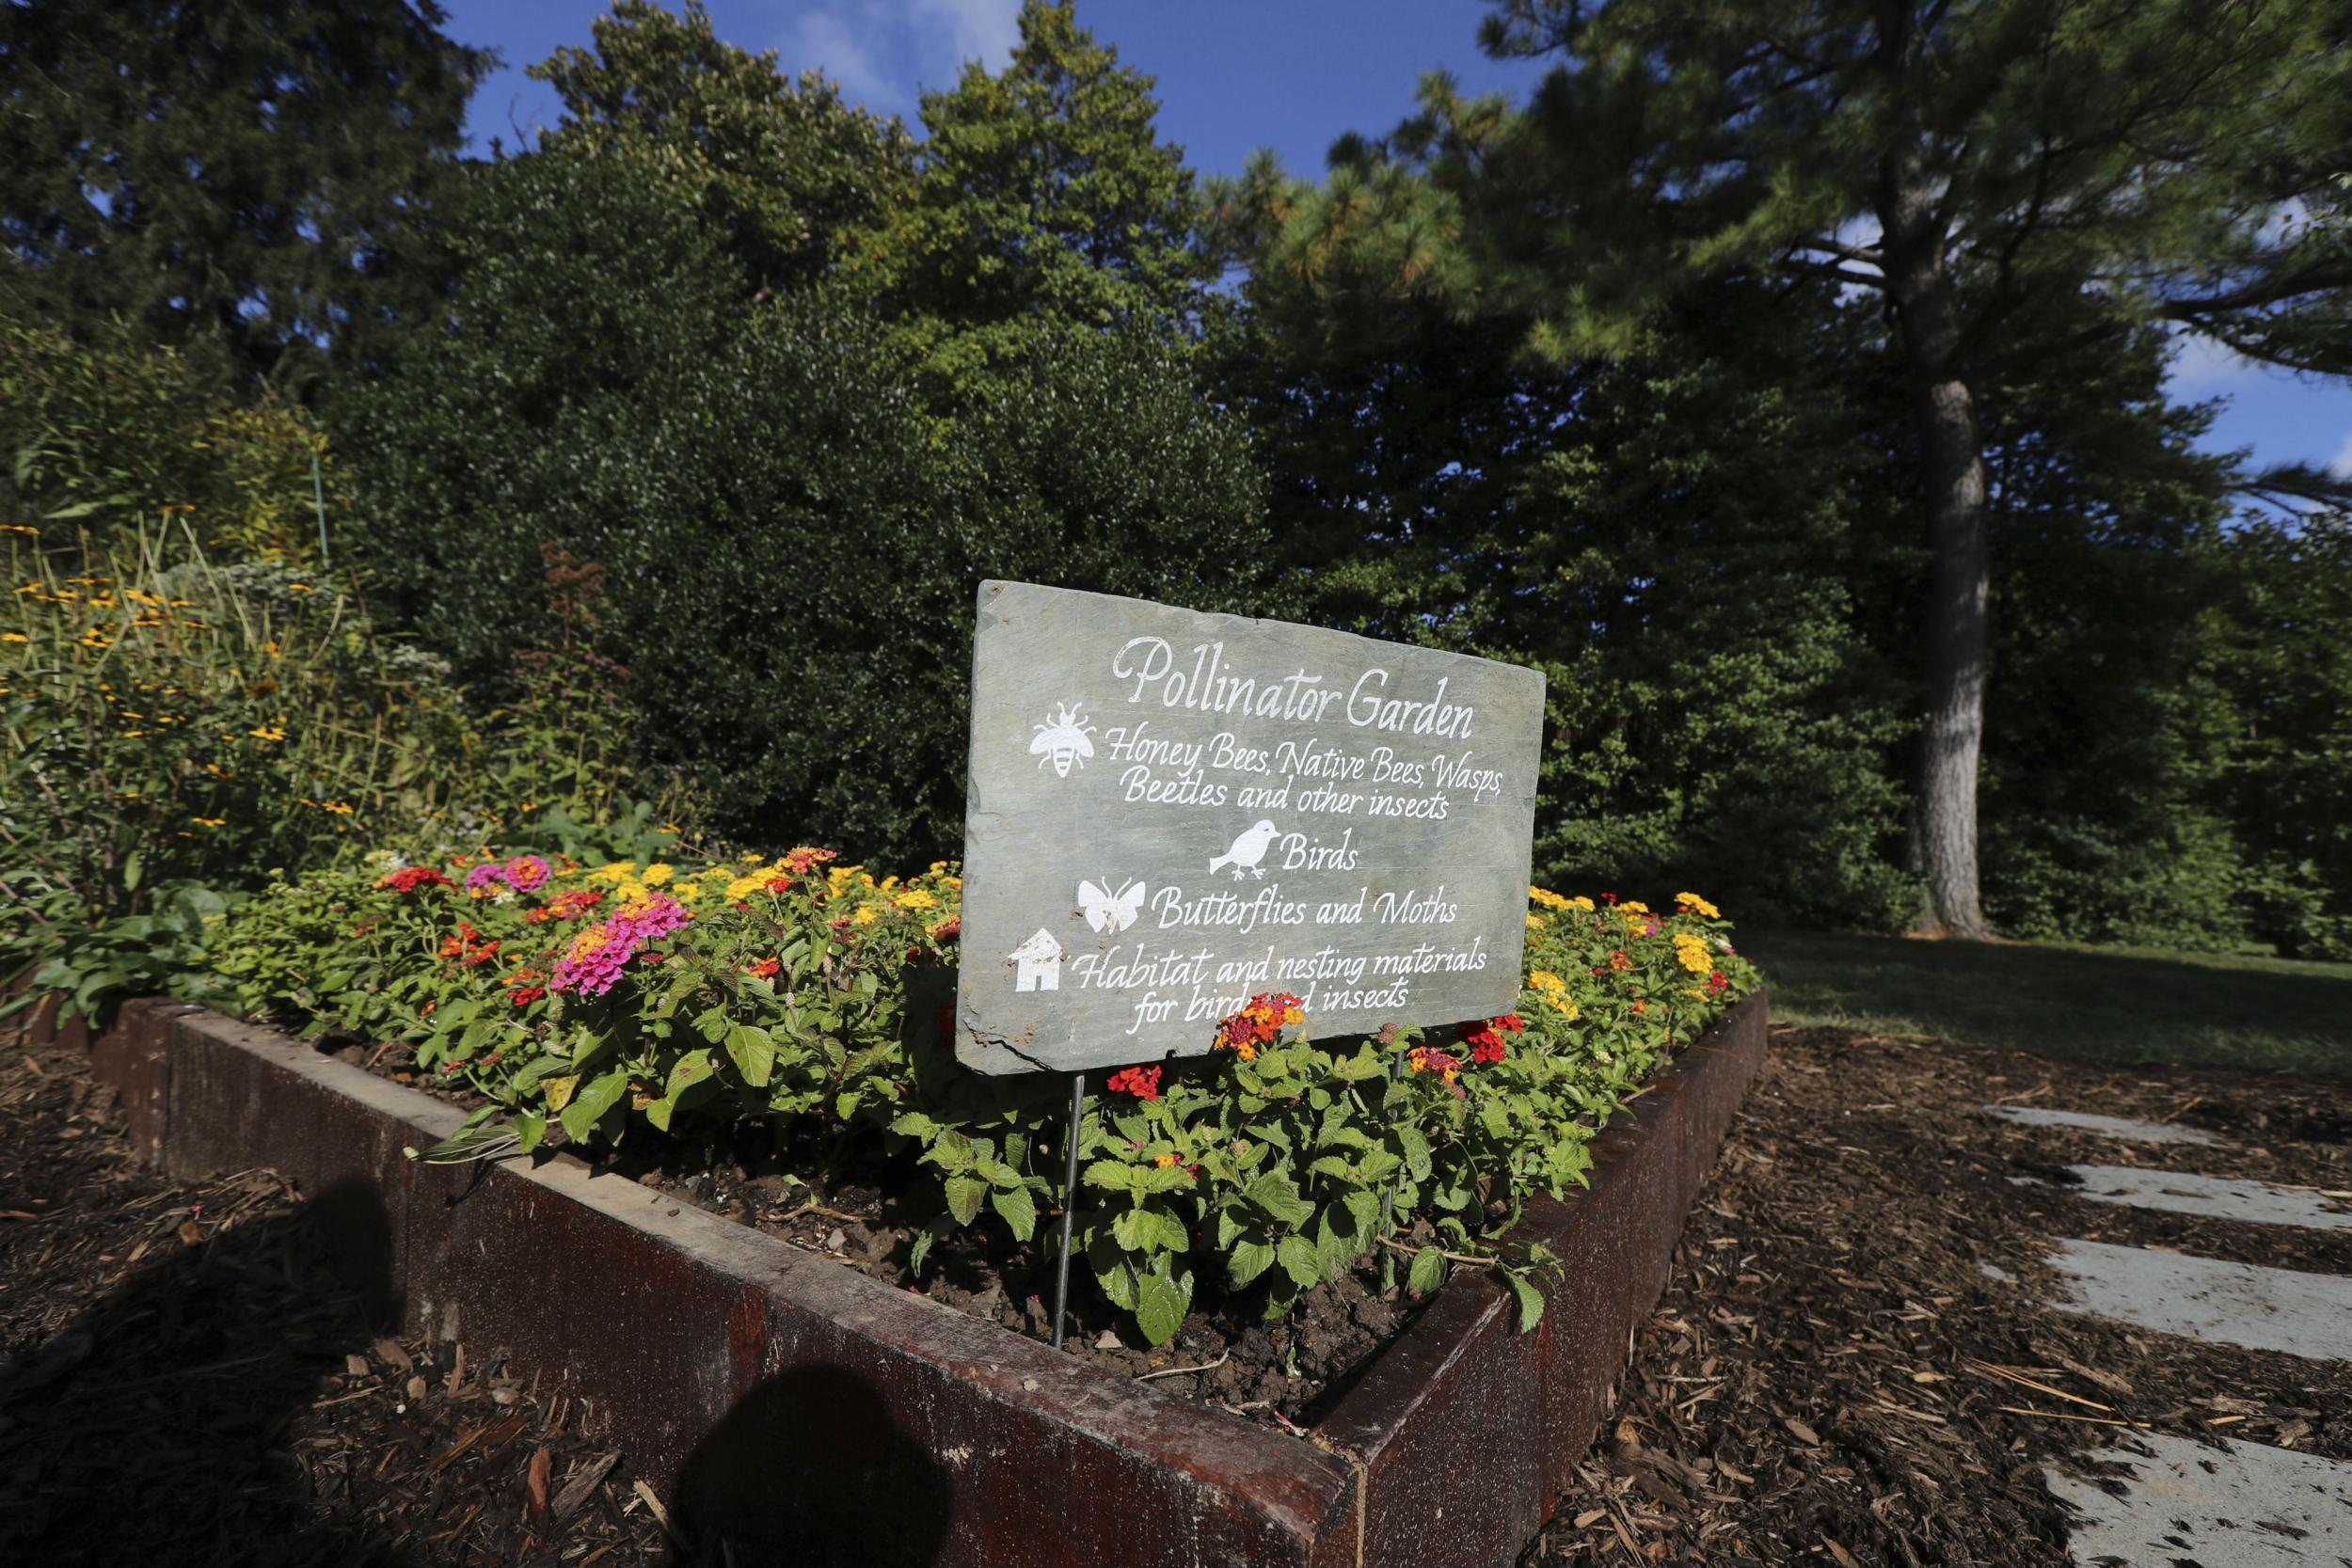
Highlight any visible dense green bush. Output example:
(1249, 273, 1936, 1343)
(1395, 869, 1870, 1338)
(342, 147, 1267, 867)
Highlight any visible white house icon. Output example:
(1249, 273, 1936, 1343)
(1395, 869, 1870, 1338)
(1010, 928, 1064, 992)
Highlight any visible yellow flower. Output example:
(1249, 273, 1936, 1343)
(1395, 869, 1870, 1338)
(1618, 899, 1651, 916)
(190, 816, 226, 828)
(1528, 885, 1573, 911)
(0, 632, 24, 642)
(639, 863, 674, 886)
(1526, 911, 1546, 930)
(248, 724, 285, 742)
(895, 888, 938, 911)
(587, 861, 638, 883)
(851, 905, 881, 926)
(1675, 892, 1722, 920)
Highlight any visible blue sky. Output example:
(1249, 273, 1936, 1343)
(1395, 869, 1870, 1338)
(446, 0, 2352, 483)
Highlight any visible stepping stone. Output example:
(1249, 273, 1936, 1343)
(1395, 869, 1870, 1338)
(2044, 1238, 2352, 1361)
(2057, 1164, 2352, 1233)
(1983, 1105, 2220, 1146)
(2047, 1430, 2352, 1566)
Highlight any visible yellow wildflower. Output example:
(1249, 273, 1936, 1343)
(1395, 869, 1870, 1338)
(639, 863, 674, 885)
(895, 888, 938, 911)
(1528, 885, 1574, 911)
(1675, 892, 1722, 919)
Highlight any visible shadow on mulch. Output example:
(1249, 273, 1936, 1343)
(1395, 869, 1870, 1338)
(0, 1170, 412, 1567)
(0, 1032, 662, 1568)
(664, 1367, 954, 1568)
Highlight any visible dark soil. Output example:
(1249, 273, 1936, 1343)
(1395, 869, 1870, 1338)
(1522, 1025, 2352, 1567)
(337, 1034, 1432, 1425)
(1, 1025, 668, 1567)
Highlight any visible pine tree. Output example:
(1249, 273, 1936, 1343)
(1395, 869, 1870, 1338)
(0, 0, 489, 388)
(1250, 0, 2352, 937)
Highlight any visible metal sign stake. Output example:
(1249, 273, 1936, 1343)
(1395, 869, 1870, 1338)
(1050, 1070, 1087, 1351)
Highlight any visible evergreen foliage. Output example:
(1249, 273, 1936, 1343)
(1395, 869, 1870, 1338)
(0, 0, 490, 388)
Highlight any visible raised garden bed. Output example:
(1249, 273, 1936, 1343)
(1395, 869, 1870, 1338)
(36, 987, 1766, 1568)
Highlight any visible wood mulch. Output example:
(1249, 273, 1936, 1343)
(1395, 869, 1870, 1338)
(7, 1016, 2347, 1566)
(0, 1022, 667, 1568)
(1523, 1024, 2352, 1567)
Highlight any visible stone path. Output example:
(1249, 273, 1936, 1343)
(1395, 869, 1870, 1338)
(2042, 1238, 2352, 1361)
(1979, 1101, 2352, 1566)
(1984, 1103, 2222, 1145)
(2044, 1431, 2352, 1565)
(2056, 1163, 2352, 1232)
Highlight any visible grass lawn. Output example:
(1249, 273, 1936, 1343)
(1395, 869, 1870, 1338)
(1741, 927, 2352, 1080)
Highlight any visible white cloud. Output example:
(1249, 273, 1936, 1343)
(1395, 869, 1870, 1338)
(776, 0, 1022, 116)
(2329, 430, 2352, 480)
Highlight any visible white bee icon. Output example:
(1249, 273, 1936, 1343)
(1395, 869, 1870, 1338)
(1028, 701, 1097, 778)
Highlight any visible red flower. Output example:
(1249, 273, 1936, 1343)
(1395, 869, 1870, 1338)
(509, 986, 547, 1007)
(1707, 970, 1729, 994)
(746, 957, 781, 980)
(378, 866, 453, 895)
(1600, 892, 1617, 906)
(1495, 1013, 1526, 1034)
(1608, 950, 1631, 972)
(1106, 1064, 1163, 1101)
(764, 875, 795, 895)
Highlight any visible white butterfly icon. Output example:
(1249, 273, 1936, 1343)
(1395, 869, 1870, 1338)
(1077, 877, 1147, 935)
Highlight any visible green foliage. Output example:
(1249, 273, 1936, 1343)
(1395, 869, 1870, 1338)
(0, 316, 352, 562)
(1229, 237, 1917, 926)
(204, 848, 1758, 1346)
(0, 0, 490, 387)
(846, 0, 1214, 374)
(2208, 513, 2352, 960)
(342, 26, 1268, 866)
(0, 524, 476, 1013)
(529, 0, 915, 295)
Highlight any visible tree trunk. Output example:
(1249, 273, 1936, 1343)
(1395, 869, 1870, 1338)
(1879, 132, 1992, 940)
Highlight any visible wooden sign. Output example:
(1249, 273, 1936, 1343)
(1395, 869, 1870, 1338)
(957, 581, 1546, 1075)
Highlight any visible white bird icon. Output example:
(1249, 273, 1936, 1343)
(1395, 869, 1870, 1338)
(1209, 820, 1280, 880)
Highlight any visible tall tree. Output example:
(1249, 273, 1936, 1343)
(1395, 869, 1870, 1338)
(844, 0, 1213, 379)
(0, 0, 490, 388)
(1251, 0, 2352, 937)
(528, 0, 914, 298)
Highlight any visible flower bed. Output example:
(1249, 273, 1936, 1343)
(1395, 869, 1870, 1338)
(199, 848, 1757, 1364)
(38, 983, 1768, 1567)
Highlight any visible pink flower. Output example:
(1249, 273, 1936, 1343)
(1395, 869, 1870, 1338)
(463, 863, 507, 896)
(504, 854, 550, 891)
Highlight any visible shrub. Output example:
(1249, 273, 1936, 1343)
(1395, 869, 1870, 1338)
(0, 316, 355, 564)
(205, 847, 1758, 1346)
(0, 524, 475, 1006)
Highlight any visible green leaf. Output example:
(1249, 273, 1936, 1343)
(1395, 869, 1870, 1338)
(944, 1174, 987, 1227)
(1407, 1245, 1447, 1298)
(990, 1183, 1038, 1242)
(1134, 1268, 1190, 1348)
(1502, 1268, 1546, 1332)
(120, 850, 143, 893)
(723, 1022, 776, 1087)
(1276, 1234, 1320, 1290)
(1083, 1158, 1138, 1194)
(1243, 1170, 1313, 1227)
(514, 1112, 547, 1153)
(1227, 1235, 1276, 1289)
(558, 1069, 629, 1144)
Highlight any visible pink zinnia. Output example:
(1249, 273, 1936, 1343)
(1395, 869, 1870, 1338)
(463, 863, 507, 896)
(504, 854, 550, 891)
